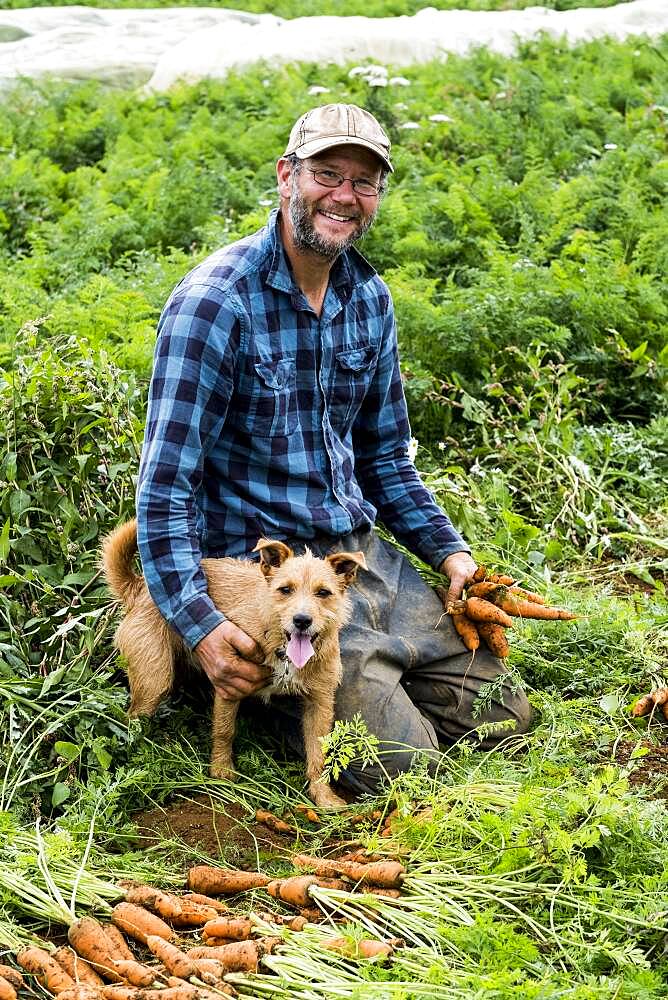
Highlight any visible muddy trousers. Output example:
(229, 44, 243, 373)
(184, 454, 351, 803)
(245, 528, 532, 796)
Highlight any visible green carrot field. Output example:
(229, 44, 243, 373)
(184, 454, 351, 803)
(0, 7, 667, 998)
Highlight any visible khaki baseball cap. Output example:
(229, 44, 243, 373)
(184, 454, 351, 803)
(284, 103, 393, 173)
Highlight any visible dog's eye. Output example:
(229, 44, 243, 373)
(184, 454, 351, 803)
(277, 585, 293, 595)
(315, 588, 333, 598)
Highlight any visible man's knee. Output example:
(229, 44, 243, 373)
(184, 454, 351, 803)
(476, 684, 533, 749)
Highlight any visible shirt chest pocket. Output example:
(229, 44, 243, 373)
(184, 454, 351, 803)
(249, 358, 298, 437)
(328, 345, 377, 431)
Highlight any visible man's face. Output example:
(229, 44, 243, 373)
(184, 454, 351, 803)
(284, 146, 383, 261)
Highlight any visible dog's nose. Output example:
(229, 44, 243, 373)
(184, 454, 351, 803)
(292, 613, 312, 633)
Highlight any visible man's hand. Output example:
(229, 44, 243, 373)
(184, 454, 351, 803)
(439, 551, 478, 607)
(195, 621, 271, 701)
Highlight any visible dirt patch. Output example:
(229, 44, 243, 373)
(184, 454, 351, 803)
(612, 740, 668, 797)
(133, 797, 300, 868)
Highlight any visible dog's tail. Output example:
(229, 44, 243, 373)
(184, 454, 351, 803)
(101, 518, 144, 609)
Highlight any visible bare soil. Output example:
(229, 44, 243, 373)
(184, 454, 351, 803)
(612, 739, 668, 797)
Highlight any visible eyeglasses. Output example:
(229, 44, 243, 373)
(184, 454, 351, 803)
(306, 168, 382, 198)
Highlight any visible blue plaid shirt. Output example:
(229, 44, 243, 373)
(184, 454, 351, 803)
(137, 210, 469, 649)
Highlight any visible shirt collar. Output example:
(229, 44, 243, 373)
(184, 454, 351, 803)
(263, 209, 377, 304)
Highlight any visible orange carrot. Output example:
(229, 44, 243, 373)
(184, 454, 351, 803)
(52, 988, 101, 1000)
(451, 612, 480, 651)
(477, 622, 510, 658)
(463, 597, 514, 627)
(68, 917, 120, 976)
(255, 809, 294, 834)
(103, 926, 135, 964)
(110, 963, 156, 989)
(292, 854, 405, 889)
(183, 942, 259, 972)
(99, 987, 142, 1000)
(0, 977, 16, 1000)
(365, 887, 403, 899)
(145, 937, 196, 981)
(190, 959, 224, 984)
(122, 885, 183, 921)
(508, 586, 545, 605)
(466, 582, 500, 599)
(490, 588, 576, 620)
(182, 893, 229, 915)
(0, 968, 24, 992)
(471, 566, 487, 583)
(17, 948, 76, 995)
(488, 573, 516, 586)
(111, 903, 174, 945)
(53, 948, 105, 988)
(187, 866, 270, 895)
(201, 917, 252, 941)
(324, 938, 393, 958)
(267, 875, 316, 908)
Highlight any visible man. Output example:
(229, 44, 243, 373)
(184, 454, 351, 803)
(137, 104, 532, 795)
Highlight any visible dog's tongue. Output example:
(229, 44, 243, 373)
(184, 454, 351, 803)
(286, 633, 315, 669)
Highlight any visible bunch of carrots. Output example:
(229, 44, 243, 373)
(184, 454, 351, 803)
(3, 855, 407, 1000)
(437, 566, 577, 658)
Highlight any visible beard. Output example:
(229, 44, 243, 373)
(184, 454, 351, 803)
(288, 184, 377, 261)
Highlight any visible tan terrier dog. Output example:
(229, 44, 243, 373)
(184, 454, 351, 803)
(101, 519, 366, 809)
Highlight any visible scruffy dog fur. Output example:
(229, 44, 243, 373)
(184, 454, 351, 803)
(101, 519, 366, 809)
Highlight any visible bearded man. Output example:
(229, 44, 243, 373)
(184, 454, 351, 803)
(136, 103, 532, 795)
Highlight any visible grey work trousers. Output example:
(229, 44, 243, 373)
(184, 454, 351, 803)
(245, 528, 532, 796)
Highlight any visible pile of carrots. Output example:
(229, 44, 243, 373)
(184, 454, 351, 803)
(3, 855, 407, 1000)
(437, 566, 577, 658)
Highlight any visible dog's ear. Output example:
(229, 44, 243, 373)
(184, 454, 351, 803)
(253, 538, 293, 577)
(326, 550, 368, 587)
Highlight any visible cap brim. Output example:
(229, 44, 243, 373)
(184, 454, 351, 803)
(288, 135, 393, 173)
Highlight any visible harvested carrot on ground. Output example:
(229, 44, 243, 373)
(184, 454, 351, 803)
(182, 893, 229, 914)
(254, 809, 294, 834)
(324, 938, 393, 958)
(490, 587, 576, 620)
(267, 876, 316, 908)
(172, 902, 220, 928)
(103, 927, 135, 964)
(632, 688, 668, 718)
(145, 937, 196, 981)
(190, 959, 225, 984)
(68, 917, 120, 974)
(184, 942, 260, 973)
(0, 968, 24, 992)
(292, 854, 405, 889)
(122, 885, 184, 921)
(295, 804, 321, 823)
(111, 903, 174, 945)
(54, 948, 105, 988)
(477, 622, 510, 658)
(100, 988, 140, 1000)
(187, 866, 270, 895)
(0, 976, 17, 1000)
(201, 917, 253, 941)
(17, 948, 77, 995)
(110, 962, 156, 989)
(53, 987, 101, 1000)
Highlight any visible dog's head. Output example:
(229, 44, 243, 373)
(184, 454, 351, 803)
(252, 539, 367, 670)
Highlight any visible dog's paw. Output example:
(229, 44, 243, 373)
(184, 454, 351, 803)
(309, 781, 347, 811)
(210, 759, 236, 781)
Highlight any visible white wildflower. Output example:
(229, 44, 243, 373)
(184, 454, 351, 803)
(308, 85, 330, 95)
(604, 143, 618, 150)
(400, 121, 420, 130)
(389, 76, 411, 87)
(407, 437, 419, 462)
(429, 113, 453, 123)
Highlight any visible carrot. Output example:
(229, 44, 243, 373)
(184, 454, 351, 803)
(0, 968, 24, 991)
(267, 875, 316, 908)
(69, 917, 120, 975)
(292, 854, 406, 889)
(111, 903, 174, 945)
(187, 866, 270, 895)
(201, 918, 252, 941)
(324, 938, 393, 958)
(490, 587, 576, 620)
(466, 582, 500, 599)
(182, 893, 229, 915)
(183, 942, 259, 972)
(477, 622, 510, 658)
(463, 597, 514, 627)
(145, 937, 196, 981)
(99, 987, 142, 1000)
(471, 566, 487, 583)
(508, 586, 545, 605)
(103, 926, 135, 964)
(0, 977, 16, 1000)
(52, 988, 101, 1000)
(17, 947, 76, 995)
(364, 887, 402, 899)
(298, 907, 324, 922)
(54, 948, 105, 988)
(254, 809, 294, 834)
(110, 963, 156, 989)
(190, 959, 224, 984)
(295, 804, 321, 824)
(173, 903, 220, 929)
(451, 612, 480, 651)
(123, 885, 183, 921)
(488, 573, 516, 586)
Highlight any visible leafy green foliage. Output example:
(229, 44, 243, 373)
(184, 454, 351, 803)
(0, 0, 636, 14)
